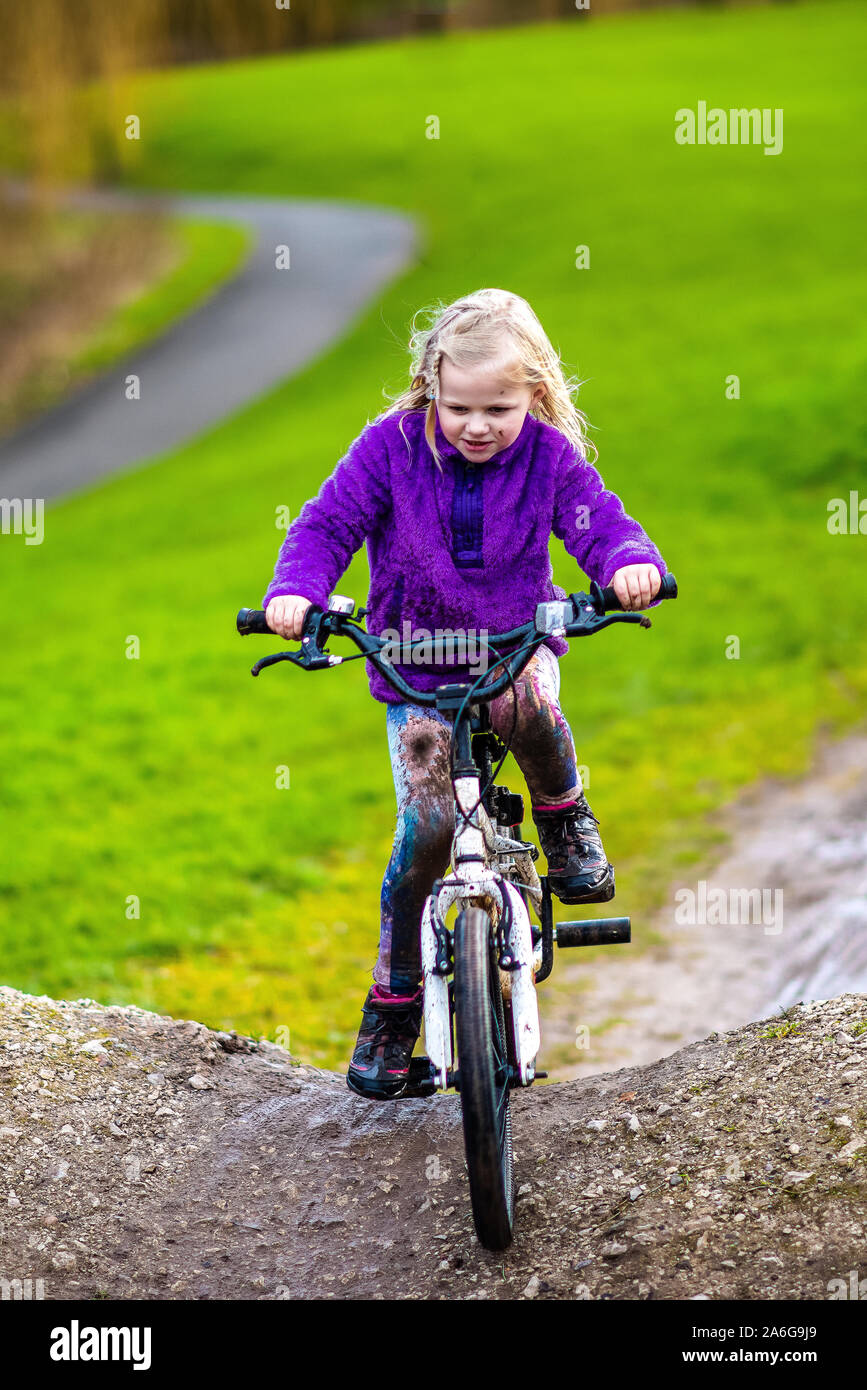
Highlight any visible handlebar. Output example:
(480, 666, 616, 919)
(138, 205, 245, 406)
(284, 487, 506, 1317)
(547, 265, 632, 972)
(236, 573, 677, 707)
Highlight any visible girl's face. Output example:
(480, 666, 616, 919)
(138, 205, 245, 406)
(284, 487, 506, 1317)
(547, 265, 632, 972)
(437, 354, 544, 464)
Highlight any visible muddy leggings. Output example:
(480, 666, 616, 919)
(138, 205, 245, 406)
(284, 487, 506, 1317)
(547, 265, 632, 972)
(375, 644, 582, 993)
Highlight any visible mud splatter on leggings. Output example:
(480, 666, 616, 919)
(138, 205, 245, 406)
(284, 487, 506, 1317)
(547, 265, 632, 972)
(375, 645, 582, 992)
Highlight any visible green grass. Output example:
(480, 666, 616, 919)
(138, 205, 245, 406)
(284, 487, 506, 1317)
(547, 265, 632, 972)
(1, 1, 865, 1067)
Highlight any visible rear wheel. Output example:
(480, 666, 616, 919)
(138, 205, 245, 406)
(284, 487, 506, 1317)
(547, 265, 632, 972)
(454, 907, 514, 1250)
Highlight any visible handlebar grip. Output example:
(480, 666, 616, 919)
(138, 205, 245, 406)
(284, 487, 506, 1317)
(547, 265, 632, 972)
(236, 604, 325, 638)
(237, 608, 271, 635)
(597, 571, 677, 612)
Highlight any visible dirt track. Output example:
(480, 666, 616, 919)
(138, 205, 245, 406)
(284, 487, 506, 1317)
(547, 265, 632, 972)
(541, 731, 867, 1082)
(1, 985, 865, 1301)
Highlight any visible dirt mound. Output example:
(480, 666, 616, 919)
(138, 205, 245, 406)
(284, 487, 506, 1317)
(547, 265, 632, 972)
(1, 985, 864, 1300)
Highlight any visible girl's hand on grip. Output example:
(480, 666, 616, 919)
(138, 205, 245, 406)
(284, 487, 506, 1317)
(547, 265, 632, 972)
(266, 595, 312, 639)
(610, 564, 661, 611)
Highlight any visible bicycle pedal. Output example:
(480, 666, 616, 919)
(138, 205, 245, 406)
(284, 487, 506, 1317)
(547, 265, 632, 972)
(400, 1057, 437, 1098)
(555, 917, 631, 948)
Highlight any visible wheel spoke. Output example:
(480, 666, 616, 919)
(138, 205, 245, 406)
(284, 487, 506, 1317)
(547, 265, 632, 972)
(488, 955, 512, 1162)
(495, 1088, 509, 1145)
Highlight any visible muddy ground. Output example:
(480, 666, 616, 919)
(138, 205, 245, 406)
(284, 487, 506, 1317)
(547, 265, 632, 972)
(1, 730, 865, 1301)
(0, 986, 864, 1301)
(542, 731, 867, 1081)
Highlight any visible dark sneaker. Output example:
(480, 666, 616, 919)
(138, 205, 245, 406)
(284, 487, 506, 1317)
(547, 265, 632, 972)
(346, 986, 423, 1101)
(532, 793, 615, 904)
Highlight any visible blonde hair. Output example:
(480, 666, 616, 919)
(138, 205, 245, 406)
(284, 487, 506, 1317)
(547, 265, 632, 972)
(382, 288, 597, 469)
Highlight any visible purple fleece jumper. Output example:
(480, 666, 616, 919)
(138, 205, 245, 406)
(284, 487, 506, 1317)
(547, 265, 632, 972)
(262, 409, 666, 704)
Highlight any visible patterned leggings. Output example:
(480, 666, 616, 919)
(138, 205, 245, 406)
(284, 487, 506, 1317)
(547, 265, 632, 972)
(376, 645, 581, 993)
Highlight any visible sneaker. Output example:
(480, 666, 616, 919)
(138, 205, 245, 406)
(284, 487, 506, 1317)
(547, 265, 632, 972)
(532, 792, 615, 904)
(346, 985, 424, 1101)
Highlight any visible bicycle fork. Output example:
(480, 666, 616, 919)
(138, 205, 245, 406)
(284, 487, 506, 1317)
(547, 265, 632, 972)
(421, 772, 541, 1091)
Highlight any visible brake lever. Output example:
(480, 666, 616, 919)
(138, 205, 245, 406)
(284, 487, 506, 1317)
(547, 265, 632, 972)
(251, 650, 307, 677)
(592, 611, 651, 632)
(250, 647, 341, 677)
(610, 611, 651, 629)
(564, 610, 651, 639)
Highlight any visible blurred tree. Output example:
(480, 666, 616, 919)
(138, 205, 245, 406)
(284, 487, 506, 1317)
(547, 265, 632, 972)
(413, 2, 451, 34)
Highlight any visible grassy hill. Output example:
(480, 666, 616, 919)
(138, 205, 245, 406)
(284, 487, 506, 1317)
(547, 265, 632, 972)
(1, 1, 865, 1066)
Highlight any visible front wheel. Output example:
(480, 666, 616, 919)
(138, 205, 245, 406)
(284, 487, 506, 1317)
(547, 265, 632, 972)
(454, 907, 514, 1250)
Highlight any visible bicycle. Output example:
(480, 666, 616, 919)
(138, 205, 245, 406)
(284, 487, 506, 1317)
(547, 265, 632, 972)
(237, 572, 677, 1250)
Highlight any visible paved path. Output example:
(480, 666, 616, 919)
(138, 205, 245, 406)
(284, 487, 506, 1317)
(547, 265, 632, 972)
(0, 184, 416, 500)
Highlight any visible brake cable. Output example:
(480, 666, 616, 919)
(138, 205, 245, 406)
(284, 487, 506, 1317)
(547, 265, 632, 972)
(337, 619, 545, 835)
(447, 633, 545, 837)
(271, 610, 550, 835)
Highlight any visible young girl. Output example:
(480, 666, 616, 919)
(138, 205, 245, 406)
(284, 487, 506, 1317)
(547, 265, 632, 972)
(263, 288, 666, 1100)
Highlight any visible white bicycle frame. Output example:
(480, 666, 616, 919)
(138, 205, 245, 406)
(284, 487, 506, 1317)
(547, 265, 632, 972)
(421, 761, 543, 1091)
